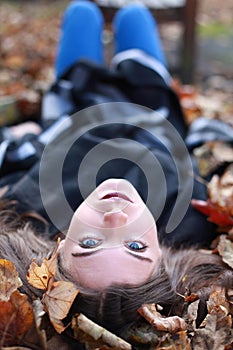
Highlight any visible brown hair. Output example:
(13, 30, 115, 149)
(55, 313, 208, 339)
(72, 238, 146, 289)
(0, 208, 232, 335)
(57, 246, 233, 334)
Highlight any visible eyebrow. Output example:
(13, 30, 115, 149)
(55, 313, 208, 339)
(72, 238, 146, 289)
(72, 249, 153, 263)
(126, 251, 153, 263)
(72, 249, 103, 257)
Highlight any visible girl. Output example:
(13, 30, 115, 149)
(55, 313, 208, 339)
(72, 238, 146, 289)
(0, 2, 232, 346)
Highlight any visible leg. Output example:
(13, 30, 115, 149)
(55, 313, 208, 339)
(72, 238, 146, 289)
(55, 0, 104, 78)
(113, 3, 167, 67)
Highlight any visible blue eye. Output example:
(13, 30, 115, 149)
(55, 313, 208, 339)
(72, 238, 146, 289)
(126, 241, 146, 251)
(80, 238, 101, 248)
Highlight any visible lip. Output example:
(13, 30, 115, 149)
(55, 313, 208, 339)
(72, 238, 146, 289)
(101, 192, 133, 203)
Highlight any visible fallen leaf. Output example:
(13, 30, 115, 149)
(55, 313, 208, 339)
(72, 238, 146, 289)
(186, 300, 202, 331)
(193, 142, 233, 177)
(207, 287, 230, 314)
(123, 321, 162, 346)
(43, 280, 79, 334)
(27, 241, 59, 290)
(192, 315, 232, 349)
(217, 235, 233, 269)
(27, 241, 78, 334)
(0, 259, 22, 301)
(0, 290, 34, 346)
(22, 299, 47, 349)
(191, 199, 233, 227)
(208, 165, 233, 216)
(72, 313, 132, 350)
(26, 260, 51, 290)
(159, 330, 192, 350)
(184, 292, 199, 303)
(190, 287, 233, 349)
(4, 55, 26, 70)
(138, 304, 187, 333)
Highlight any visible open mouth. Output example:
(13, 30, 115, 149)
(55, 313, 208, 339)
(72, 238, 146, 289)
(101, 192, 133, 203)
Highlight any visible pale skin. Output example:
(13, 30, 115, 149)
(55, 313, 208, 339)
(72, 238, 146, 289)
(59, 178, 162, 290)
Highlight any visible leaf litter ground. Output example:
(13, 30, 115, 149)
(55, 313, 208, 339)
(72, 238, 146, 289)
(0, 1, 232, 349)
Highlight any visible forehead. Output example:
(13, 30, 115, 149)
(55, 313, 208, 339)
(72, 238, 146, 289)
(68, 247, 156, 289)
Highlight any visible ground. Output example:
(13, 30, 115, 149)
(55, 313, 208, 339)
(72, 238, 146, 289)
(0, 0, 231, 124)
(0, 1, 232, 349)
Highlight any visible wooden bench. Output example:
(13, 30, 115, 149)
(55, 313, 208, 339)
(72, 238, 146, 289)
(95, 0, 198, 83)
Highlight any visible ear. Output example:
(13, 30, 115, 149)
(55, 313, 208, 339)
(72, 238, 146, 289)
(57, 239, 65, 252)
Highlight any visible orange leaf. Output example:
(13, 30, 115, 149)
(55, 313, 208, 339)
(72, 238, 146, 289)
(27, 241, 59, 290)
(27, 260, 50, 290)
(0, 259, 22, 301)
(0, 290, 34, 346)
(43, 280, 79, 333)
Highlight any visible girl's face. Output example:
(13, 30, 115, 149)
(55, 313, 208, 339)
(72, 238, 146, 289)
(60, 179, 161, 289)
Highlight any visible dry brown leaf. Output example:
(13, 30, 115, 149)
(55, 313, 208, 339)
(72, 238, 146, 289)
(184, 292, 199, 303)
(27, 241, 78, 334)
(191, 308, 232, 350)
(123, 321, 162, 346)
(212, 142, 233, 163)
(207, 287, 230, 315)
(0, 259, 22, 302)
(27, 241, 59, 290)
(193, 142, 233, 177)
(26, 260, 51, 290)
(217, 235, 233, 269)
(191, 287, 233, 349)
(208, 165, 233, 216)
(25, 299, 47, 349)
(43, 280, 79, 334)
(192, 164, 233, 229)
(194, 143, 222, 177)
(186, 299, 200, 330)
(157, 330, 192, 350)
(72, 313, 132, 350)
(4, 55, 26, 70)
(138, 304, 187, 333)
(124, 321, 191, 349)
(0, 290, 34, 347)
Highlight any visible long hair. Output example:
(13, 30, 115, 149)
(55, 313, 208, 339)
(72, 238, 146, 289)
(57, 245, 233, 334)
(0, 202, 55, 298)
(0, 207, 232, 335)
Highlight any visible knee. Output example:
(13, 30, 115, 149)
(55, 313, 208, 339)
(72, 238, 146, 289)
(63, 0, 103, 25)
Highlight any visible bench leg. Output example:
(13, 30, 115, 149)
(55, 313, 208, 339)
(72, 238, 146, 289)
(182, 0, 198, 83)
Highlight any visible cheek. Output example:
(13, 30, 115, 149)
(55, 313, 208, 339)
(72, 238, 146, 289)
(76, 205, 103, 228)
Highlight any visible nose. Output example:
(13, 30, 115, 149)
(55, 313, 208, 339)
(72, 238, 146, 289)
(103, 210, 128, 227)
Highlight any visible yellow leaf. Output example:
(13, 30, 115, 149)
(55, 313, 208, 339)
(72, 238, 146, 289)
(27, 260, 50, 290)
(27, 240, 60, 290)
(0, 259, 22, 301)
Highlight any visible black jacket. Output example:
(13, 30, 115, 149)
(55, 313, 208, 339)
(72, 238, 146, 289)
(2, 59, 232, 247)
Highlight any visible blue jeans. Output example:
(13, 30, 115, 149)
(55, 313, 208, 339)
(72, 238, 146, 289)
(55, 0, 167, 78)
